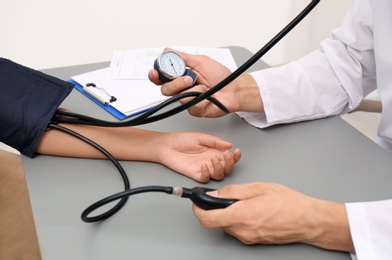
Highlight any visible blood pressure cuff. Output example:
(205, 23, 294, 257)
(0, 58, 73, 157)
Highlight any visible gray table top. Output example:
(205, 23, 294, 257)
(23, 46, 392, 259)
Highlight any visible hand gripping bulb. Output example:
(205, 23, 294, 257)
(173, 186, 238, 210)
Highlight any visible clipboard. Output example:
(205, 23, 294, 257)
(69, 67, 169, 120)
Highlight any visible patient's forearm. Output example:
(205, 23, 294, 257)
(37, 124, 162, 162)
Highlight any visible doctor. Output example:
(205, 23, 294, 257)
(149, 0, 392, 258)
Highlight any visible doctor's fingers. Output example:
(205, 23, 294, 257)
(192, 200, 245, 229)
(215, 183, 270, 201)
(148, 69, 163, 86)
(173, 85, 213, 117)
(160, 76, 196, 96)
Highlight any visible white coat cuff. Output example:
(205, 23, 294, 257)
(346, 200, 392, 259)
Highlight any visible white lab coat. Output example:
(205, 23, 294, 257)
(238, 0, 392, 259)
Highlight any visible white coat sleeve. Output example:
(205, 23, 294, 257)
(237, 49, 353, 128)
(237, 0, 376, 129)
(346, 200, 392, 260)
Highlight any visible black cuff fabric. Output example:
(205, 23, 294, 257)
(0, 58, 74, 157)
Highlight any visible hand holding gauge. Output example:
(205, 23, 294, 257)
(154, 50, 197, 84)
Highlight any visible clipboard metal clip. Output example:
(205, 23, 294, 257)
(83, 83, 117, 105)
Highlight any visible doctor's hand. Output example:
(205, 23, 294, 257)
(148, 49, 264, 118)
(156, 131, 241, 183)
(192, 182, 355, 252)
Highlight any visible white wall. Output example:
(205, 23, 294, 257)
(283, 0, 355, 62)
(0, 0, 354, 70)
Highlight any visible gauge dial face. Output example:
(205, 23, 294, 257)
(158, 51, 186, 79)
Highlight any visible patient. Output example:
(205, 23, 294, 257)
(0, 57, 240, 183)
(36, 121, 241, 183)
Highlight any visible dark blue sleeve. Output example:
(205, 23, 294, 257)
(0, 58, 74, 157)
